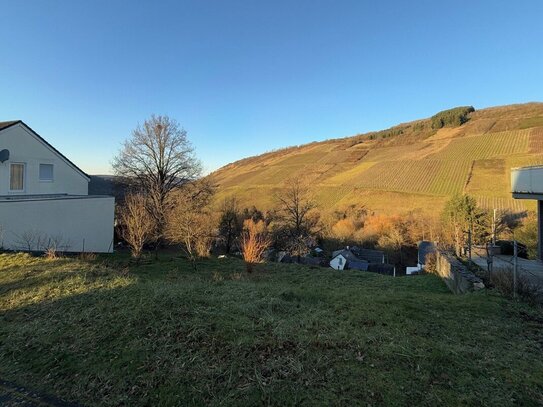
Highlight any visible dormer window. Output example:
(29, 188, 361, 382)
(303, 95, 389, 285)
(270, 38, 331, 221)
(10, 163, 25, 191)
(39, 164, 54, 182)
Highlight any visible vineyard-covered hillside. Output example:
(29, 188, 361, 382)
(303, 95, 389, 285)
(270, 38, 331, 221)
(211, 103, 543, 216)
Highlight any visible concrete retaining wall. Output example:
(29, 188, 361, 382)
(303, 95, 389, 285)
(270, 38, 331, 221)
(435, 250, 485, 294)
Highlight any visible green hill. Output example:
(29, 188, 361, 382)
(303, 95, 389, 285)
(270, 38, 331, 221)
(211, 103, 543, 215)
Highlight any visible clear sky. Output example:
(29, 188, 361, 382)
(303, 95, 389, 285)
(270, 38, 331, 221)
(1, 1, 542, 174)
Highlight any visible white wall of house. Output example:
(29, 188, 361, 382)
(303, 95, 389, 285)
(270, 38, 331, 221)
(330, 254, 347, 270)
(406, 266, 421, 275)
(0, 123, 89, 195)
(0, 196, 115, 253)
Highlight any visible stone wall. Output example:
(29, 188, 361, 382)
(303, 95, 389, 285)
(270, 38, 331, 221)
(435, 250, 485, 294)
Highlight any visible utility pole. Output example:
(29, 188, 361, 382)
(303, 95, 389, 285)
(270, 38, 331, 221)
(513, 240, 518, 299)
(492, 208, 497, 247)
(468, 227, 472, 263)
(486, 241, 493, 279)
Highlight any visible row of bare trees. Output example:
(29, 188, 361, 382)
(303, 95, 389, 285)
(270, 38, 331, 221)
(113, 115, 317, 268)
(117, 176, 318, 266)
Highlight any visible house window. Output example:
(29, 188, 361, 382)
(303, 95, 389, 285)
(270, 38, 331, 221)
(10, 163, 25, 191)
(39, 164, 54, 182)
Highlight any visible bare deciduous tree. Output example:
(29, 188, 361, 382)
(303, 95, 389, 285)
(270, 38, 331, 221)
(241, 219, 271, 273)
(218, 197, 242, 254)
(377, 221, 408, 265)
(274, 176, 320, 259)
(119, 193, 156, 262)
(112, 115, 202, 249)
(165, 180, 215, 266)
(277, 177, 317, 236)
(14, 230, 70, 254)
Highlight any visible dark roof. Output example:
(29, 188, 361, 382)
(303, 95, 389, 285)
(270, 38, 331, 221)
(0, 120, 90, 180)
(332, 249, 360, 263)
(300, 257, 322, 266)
(418, 241, 435, 265)
(347, 260, 369, 271)
(351, 247, 385, 264)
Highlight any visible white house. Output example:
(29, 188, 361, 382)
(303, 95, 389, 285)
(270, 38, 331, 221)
(0, 120, 114, 253)
(330, 253, 348, 270)
(329, 249, 369, 271)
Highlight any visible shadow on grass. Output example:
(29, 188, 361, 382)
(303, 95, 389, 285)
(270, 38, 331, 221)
(0, 378, 83, 407)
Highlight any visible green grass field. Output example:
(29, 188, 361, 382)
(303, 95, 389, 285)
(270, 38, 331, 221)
(1, 253, 542, 406)
(212, 103, 543, 215)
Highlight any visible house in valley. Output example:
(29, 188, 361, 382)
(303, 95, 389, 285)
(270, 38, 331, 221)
(406, 241, 435, 275)
(330, 249, 368, 271)
(0, 120, 114, 253)
(350, 246, 385, 264)
(329, 251, 348, 270)
(417, 241, 435, 269)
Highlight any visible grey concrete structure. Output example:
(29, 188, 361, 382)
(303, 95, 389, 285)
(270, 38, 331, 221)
(511, 165, 543, 260)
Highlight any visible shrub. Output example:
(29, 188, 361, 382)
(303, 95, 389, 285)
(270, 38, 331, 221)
(241, 219, 271, 273)
(44, 247, 59, 260)
(119, 193, 156, 262)
(79, 252, 97, 261)
(514, 213, 539, 259)
(425, 252, 437, 274)
(164, 180, 216, 265)
(212, 271, 224, 283)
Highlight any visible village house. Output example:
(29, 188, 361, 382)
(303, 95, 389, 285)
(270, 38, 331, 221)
(0, 121, 114, 253)
(406, 241, 435, 275)
(329, 246, 385, 271)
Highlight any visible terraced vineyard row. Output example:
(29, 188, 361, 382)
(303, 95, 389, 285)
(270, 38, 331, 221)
(249, 165, 305, 185)
(429, 160, 473, 195)
(348, 159, 472, 196)
(529, 127, 543, 153)
(314, 185, 353, 208)
(349, 160, 438, 193)
(362, 143, 426, 162)
(430, 129, 531, 161)
(322, 161, 376, 185)
(506, 154, 543, 169)
(476, 196, 529, 212)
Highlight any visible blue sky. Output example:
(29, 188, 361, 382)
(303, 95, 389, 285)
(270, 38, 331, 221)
(1, 0, 542, 174)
